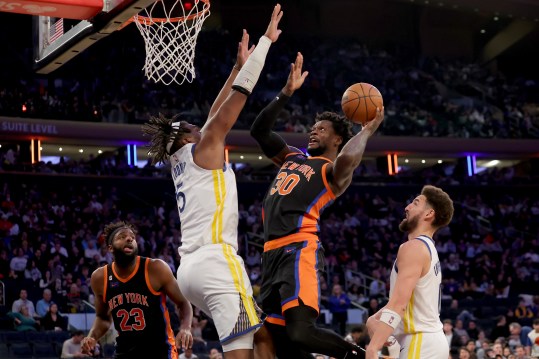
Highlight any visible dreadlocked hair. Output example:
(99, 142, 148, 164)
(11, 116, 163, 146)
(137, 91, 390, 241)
(142, 114, 188, 165)
(103, 221, 137, 246)
(315, 111, 354, 151)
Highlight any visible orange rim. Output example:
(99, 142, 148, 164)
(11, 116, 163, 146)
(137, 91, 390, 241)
(120, 0, 210, 28)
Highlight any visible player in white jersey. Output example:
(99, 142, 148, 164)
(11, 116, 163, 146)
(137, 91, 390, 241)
(142, 5, 284, 358)
(366, 185, 454, 359)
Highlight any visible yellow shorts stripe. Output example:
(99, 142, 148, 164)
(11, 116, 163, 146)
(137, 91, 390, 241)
(212, 170, 258, 325)
(211, 170, 222, 244)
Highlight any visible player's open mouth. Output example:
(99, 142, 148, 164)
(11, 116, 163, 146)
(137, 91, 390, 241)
(309, 138, 318, 145)
(123, 246, 134, 253)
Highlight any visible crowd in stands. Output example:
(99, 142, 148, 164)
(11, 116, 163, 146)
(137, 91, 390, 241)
(1, 16, 539, 359)
(1, 30, 539, 139)
(0, 152, 538, 357)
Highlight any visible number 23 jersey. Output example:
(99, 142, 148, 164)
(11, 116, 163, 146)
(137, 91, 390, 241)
(262, 152, 336, 242)
(104, 256, 176, 358)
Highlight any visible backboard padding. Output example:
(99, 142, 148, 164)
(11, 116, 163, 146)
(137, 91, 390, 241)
(34, 0, 156, 74)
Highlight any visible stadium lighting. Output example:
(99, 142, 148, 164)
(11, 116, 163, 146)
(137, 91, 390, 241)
(484, 160, 500, 168)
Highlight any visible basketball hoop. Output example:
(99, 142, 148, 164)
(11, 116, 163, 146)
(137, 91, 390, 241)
(127, 0, 211, 85)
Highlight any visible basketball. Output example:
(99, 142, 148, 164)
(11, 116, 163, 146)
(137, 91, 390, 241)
(341, 82, 383, 125)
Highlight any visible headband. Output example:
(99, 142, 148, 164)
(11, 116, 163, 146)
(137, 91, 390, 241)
(107, 226, 132, 245)
(166, 122, 182, 154)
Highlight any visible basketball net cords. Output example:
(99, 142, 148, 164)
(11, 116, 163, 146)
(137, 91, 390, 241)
(134, 0, 210, 85)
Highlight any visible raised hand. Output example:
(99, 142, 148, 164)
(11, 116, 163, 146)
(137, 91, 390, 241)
(283, 52, 309, 96)
(362, 107, 384, 136)
(264, 4, 283, 43)
(235, 29, 255, 70)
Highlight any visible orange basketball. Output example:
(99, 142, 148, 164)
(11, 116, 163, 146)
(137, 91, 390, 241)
(341, 83, 383, 125)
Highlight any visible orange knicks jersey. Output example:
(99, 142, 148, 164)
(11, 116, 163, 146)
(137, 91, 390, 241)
(262, 152, 336, 242)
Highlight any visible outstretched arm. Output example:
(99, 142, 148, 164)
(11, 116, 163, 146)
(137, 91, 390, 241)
(194, 4, 283, 170)
(365, 241, 428, 359)
(81, 267, 112, 355)
(250, 52, 309, 166)
(206, 30, 254, 121)
(329, 108, 384, 197)
(151, 259, 194, 351)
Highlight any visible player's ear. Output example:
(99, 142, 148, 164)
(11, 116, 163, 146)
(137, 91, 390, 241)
(424, 208, 435, 222)
(334, 135, 343, 148)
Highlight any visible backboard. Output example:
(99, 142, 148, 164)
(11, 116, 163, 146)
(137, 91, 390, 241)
(0, 0, 156, 73)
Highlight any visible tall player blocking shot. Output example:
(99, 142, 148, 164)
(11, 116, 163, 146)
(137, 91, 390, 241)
(143, 4, 284, 359)
(81, 222, 194, 359)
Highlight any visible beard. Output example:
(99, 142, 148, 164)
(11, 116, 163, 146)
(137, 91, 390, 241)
(112, 246, 138, 267)
(307, 144, 325, 157)
(399, 215, 419, 233)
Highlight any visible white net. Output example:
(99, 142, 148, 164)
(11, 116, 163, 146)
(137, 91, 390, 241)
(134, 0, 210, 85)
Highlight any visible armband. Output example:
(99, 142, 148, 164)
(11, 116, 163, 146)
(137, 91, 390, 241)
(232, 36, 272, 95)
(379, 309, 401, 330)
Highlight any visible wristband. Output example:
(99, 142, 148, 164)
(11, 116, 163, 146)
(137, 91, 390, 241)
(379, 309, 401, 330)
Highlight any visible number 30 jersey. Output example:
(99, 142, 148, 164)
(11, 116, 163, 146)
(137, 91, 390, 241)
(262, 152, 336, 242)
(170, 143, 239, 256)
(104, 256, 177, 358)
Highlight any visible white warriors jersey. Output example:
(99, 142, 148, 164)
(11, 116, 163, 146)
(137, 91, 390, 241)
(390, 235, 443, 336)
(170, 143, 239, 256)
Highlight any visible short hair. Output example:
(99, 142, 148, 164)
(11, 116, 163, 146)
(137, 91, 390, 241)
(72, 330, 84, 337)
(534, 318, 539, 325)
(103, 221, 137, 246)
(314, 111, 354, 151)
(443, 319, 453, 325)
(509, 322, 521, 330)
(421, 185, 454, 228)
(142, 114, 189, 165)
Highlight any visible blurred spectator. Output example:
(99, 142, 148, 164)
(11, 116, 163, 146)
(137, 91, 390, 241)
(490, 316, 510, 341)
(444, 319, 462, 355)
(528, 319, 539, 358)
(209, 347, 223, 359)
(328, 284, 351, 335)
(459, 347, 477, 359)
(10, 247, 27, 274)
(507, 322, 532, 354)
(514, 298, 535, 321)
(367, 298, 380, 317)
(41, 302, 67, 331)
(179, 348, 199, 359)
(61, 330, 91, 359)
(11, 289, 36, 316)
(36, 288, 53, 317)
(7, 305, 37, 332)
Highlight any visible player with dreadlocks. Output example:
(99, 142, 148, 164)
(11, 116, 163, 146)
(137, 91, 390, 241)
(141, 5, 283, 359)
(81, 221, 193, 359)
